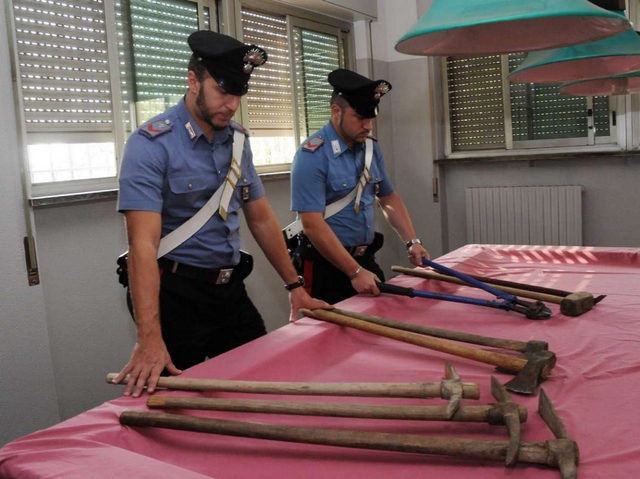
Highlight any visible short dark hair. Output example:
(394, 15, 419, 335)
(188, 54, 208, 82)
(330, 92, 349, 109)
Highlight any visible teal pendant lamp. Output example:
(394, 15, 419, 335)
(395, 0, 630, 56)
(560, 72, 640, 95)
(509, 21, 640, 84)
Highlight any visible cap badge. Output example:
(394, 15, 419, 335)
(243, 48, 266, 73)
(374, 82, 390, 99)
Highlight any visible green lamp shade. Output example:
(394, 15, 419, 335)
(509, 27, 640, 83)
(395, 0, 630, 56)
(560, 73, 640, 95)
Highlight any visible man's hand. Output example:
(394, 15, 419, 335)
(289, 287, 333, 322)
(111, 335, 181, 398)
(408, 243, 430, 267)
(351, 268, 382, 296)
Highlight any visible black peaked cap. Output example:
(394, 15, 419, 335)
(328, 68, 392, 118)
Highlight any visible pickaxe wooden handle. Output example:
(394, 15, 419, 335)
(106, 373, 480, 400)
(120, 389, 578, 478)
(147, 395, 527, 423)
(301, 309, 555, 395)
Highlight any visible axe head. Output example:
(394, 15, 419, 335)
(560, 291, 595, 317)
(503, 350, 557, 395)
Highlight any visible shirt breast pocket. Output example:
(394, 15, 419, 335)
(328, 174, 357, 194)
(167, 174, 216, 217)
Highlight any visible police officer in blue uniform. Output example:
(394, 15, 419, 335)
(113, 31, 330, 398)
(291, 69, 430, 304)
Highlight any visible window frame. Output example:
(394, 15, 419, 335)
(7, 0, 218, 199)
(440, 54, 628, 160)
(223, 0, 354, 174)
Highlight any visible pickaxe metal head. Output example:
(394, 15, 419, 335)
(538, 389, 580, 479)
(488, 376, 524, 467)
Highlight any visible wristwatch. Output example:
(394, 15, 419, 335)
(284, 275, 305, 291)
(405, 238, 422, 250)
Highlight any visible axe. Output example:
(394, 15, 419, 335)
(301, 308, 556, 395)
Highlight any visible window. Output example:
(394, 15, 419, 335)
(444, 53, 617, 155)
(237, 3, 350, 170)
(9, 0, 215, 198)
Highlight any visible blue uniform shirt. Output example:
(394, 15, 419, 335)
(291, 121, 393, 246)
(118, 97, 265, 268)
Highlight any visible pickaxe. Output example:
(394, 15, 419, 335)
(301, 308, 556, 395)
(392, 265, 600, 317)
(147, 374, 526, 462)
(119, 388, 578, 478)
(106, 364, 480, 402)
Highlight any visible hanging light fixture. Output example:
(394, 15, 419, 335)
(394, 0, 630, 57)
(509, 23, 640, 84)
(560, 72, 640, 95)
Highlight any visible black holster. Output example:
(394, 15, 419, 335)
(116, 252, 129, 288)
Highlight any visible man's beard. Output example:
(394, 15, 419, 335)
(196, 86, 226, 131)
(338, 114, 363, 145)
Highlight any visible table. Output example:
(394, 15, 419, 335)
(1, 244, 639, 478)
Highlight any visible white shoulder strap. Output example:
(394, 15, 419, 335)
(156, 129, 245, 258)
(283, 138, 373, 240)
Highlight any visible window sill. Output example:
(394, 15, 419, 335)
(29, 171, 292, 208)
(436, 147, 640, 165)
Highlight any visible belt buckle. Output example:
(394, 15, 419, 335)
(353, 245, 368, 257)
(216, 268, 234, 285)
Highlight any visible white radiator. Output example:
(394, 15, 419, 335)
(465, 186, 583, 246)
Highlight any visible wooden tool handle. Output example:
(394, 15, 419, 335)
(333, 308, 531, 352)
(301, 309, 527, 372)
(391, 266, 563, 305)
(147, 396, 527, 423)
(119, 411, 554, 466)
(106, 373, 479, 399)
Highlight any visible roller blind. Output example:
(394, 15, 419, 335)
(446, 52, 612, 151)
(13, 0, 113, 133)
(446, 55, 506, 150)
(128, 0, 206, 123)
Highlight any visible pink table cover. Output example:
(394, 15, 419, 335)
(2, 244, 639, 478)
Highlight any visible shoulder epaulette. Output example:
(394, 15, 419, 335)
(301, 135, 324, 153)
(139, 119, 173, 139)
(229, 120, 250, 137)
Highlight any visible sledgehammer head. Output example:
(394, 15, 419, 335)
(560, 292, 594, 317)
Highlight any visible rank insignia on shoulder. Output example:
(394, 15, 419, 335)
(229, 120, 250, 137)
(140, 119, 172, 139)
(302, 136, 324, 153)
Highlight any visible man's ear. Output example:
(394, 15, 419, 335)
(187, 70, 200, 94)
(330, 103, 342, 119)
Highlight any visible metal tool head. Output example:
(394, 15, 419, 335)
(560, 291, 595, 317)
(518, 299, 553, 320)
(442, 361, 463, 418)
(503, 350, 557, 395)
(488, 376, 523, 467)
(538, 389, 580, 479)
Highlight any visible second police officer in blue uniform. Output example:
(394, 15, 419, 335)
(113, 31, 331, 398)
(291, 69, 430, 304)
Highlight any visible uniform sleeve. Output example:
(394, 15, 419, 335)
(241, 137, 266, 203)
(373, 141, 394, 197)
(290, 148, 328, 213)
(117, 131, 167, 214)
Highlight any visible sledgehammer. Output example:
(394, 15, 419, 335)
(391, 266, 597, 317)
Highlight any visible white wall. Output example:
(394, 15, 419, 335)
(0, 5, 60, 446)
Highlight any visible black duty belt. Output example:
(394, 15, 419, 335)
(346, 244, 370, 257)
(158, 258, 237, 284)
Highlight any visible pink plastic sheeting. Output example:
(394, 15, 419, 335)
(1, 244, 639, 478)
